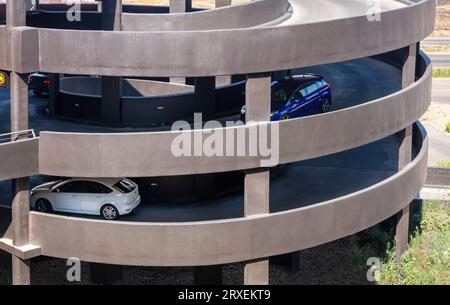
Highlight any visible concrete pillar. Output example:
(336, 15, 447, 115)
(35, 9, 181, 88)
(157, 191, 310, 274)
(215, 0, 231, 8)
(101, 76, 122, 126)
(194, 76, 216, 119)
(244, 260, 269, 285)
(395, 44, 417, 263)
(7, 0, 31, 285)
(169, 0, 191, 84)
(10, 73, 29, 134)
(6, 0, 27, 27)
(216, 75, 231, 87)
(48, 73, 59, 117)
(243, 73, 271, 285)
(12, 257, 31, 285)
(170, 0, 192, 13)
(194, 265, 223, 285)
(11, 178, 31, 285)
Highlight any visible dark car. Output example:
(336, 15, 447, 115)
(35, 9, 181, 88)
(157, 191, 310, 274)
(28, 72, 50, 97)
(241, 74, 332, 121)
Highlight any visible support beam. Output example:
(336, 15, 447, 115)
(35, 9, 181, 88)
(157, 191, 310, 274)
(170, 0, 192, 13)
(10, 73, 28, 133)
(12, 256, 30, 285)
(244, 260, 269, 285)
(169, 0, 191, 84)
(395, 43, 417, 263)
(194, 265, 223, 285)
(8, 0, 32, 285)
(6, 0, 27, 27)
(243, 73, 271, 285)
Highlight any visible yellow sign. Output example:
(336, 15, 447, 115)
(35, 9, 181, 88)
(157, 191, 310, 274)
(0, 72, 6, 87)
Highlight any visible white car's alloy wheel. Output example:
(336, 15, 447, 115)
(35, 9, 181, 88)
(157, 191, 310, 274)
(102, 204, 119, 220)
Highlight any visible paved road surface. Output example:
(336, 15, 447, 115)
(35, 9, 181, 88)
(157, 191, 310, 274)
(422, 37, 450, 46)
(432, 78, 450, 105)
(429, 54, 450, 67)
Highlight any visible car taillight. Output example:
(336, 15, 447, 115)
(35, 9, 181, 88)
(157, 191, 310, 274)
(43, 79, 50, 86)
(325, 84, 331, 90)
(28, 76, 33, 83)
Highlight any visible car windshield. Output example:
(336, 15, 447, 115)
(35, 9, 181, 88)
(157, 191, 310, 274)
(113, 179, 135, 193)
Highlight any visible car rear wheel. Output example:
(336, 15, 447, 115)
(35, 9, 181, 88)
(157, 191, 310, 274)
(320, 98, 331, 113)
(101, 204, 119, 220)
(36, 199, 52, 213)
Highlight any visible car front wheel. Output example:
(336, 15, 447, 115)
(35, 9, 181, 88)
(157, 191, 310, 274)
(101, 204, 119, 220)
(35, 199, 52, 213)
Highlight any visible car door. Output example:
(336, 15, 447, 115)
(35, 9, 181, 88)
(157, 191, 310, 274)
(301, 82, 321, 115)
(287, 86, 307, 118)
(52, 181, 84, 212)
(81, 181, 113, 215)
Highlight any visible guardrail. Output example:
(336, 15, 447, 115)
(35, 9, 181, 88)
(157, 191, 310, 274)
(0, 129, 36, 144)
(426, 167, 450, 187)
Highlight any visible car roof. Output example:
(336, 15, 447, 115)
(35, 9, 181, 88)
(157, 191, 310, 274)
(66, 178, 122, 187)
(273, 74, 322, 87)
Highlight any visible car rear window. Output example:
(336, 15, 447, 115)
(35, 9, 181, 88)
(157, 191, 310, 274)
(113, 179, 135, 193)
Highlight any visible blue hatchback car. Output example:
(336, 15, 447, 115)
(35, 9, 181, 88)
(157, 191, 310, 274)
(241, 74, 332, 121)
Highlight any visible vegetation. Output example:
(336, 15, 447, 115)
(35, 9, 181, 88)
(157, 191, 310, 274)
(437, 161, 450, 168)
(432, 68, 450, 78)
(349, 201, 450, 285)
(447, 121, 450, 133)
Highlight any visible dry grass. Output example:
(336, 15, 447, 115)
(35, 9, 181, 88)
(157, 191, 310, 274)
(433, 2, 450, 37)
(420, 103, 450, 134)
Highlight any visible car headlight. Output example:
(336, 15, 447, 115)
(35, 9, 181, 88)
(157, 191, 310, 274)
(241, 106, 246, 115)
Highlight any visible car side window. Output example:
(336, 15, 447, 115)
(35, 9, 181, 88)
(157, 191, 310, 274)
(306, 83, 319, 94)
(83, 181, 112, 194)
(57, 181, 85, 193)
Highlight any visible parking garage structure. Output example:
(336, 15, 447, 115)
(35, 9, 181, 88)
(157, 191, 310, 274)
(0, 0, 435, 284)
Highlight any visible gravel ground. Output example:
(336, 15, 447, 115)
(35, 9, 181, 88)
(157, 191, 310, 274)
(0, 236, 371, 285)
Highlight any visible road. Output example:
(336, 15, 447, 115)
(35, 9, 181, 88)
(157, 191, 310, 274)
(429, 53, 450, 67)
(422, 37, 450, 46)
(431, 78, 450, 105)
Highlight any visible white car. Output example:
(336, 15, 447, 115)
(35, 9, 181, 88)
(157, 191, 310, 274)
(30, 178, 141, 220)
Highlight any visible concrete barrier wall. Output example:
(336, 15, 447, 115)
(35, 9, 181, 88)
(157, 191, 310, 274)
(27, 0, 434, 77)
(28, 124, 428, 266)
(122, 0, 289, 31)
(37, 56, 431, 178)
(0, 138, 39, 181)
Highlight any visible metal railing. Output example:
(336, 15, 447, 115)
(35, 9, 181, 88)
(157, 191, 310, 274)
(0, 129, 36, 144)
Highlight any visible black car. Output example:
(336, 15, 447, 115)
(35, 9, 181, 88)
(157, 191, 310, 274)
(28, 72, 50, 97)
